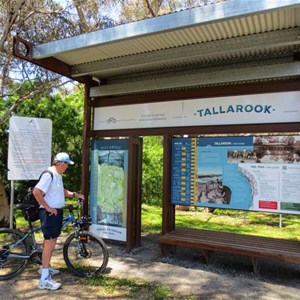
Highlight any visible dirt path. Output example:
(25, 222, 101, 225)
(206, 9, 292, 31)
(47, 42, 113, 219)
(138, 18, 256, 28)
(1, 233, 300, 299)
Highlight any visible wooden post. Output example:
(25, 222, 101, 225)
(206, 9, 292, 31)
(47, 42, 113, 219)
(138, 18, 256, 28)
(126, 136, 143, 252)
(161, 134, 176, 254)
(81, 83, 92, 216)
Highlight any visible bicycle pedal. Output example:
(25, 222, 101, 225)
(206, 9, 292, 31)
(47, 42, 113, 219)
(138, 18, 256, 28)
(33, 256, 42, 265)
(29, 250, 42, 259)
(30, 251, 42, 264)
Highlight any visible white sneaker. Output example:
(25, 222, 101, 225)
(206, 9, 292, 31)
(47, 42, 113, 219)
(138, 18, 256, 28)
(38, 267, 60, 275)
(37, 275, 61, 290)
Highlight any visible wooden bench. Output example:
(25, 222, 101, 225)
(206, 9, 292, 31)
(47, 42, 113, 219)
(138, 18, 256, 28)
(160, 227, 300, 273)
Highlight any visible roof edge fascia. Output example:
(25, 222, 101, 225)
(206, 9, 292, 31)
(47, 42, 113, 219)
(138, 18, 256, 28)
(32, 0, 300, 59)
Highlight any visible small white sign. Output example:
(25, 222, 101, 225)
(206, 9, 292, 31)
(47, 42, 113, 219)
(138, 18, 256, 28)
(90, 224, 126, 241)
(8, 116, 52, 180)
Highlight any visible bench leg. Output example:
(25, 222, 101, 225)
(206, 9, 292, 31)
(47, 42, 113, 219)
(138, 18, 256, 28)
(251, 257, 260, 274)
(160, 244, 176, 256)
(203, 250, 214, 264)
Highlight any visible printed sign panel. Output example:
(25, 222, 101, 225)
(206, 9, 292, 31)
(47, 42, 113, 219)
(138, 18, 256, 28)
(94, 91, 300, 130)
(94, 101, 182, 130)
(8, 116, 52, 180)
(90, 140, 128, 241)
(171, 135, 300, 214)
(183, 91, 300, 126)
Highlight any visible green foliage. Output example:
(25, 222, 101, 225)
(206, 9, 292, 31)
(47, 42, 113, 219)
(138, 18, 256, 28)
(142, 136, 163, 206)
(0, 82, 84, 202)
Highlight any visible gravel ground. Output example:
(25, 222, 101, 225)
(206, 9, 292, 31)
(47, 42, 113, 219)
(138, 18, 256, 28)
(1, 232, 300, 300)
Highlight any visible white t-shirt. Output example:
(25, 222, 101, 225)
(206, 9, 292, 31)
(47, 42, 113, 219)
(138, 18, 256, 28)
(35, 167, 65, 209)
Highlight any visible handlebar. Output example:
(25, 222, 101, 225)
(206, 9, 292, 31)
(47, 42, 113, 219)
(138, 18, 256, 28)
(62, 198, 84, 212)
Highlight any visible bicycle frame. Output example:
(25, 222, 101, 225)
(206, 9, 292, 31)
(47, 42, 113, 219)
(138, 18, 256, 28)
(2, 197, 84, 262)
(5, 209, 78, 261)
(62, 212, 77, 230)
(4, 227, 40, 260)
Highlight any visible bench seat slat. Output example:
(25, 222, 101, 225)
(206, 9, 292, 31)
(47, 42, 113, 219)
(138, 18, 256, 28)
(161, 234, 300, 256)
(160, 228, 300, 263)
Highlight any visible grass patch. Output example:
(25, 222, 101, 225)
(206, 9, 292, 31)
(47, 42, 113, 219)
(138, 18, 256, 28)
(142, 205, 163, 234)
(142, 204, 300, 240)
(77, 275, 172, 299)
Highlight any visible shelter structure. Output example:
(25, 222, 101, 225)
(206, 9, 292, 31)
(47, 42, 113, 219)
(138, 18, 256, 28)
(13, 0, 300, 253)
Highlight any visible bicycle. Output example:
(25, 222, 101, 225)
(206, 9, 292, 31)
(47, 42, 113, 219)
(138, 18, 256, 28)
(0, 198, 109, 280)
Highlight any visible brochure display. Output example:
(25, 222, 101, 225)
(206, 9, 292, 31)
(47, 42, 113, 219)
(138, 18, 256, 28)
(171, 135, 300, 214)
(90, 140, 129, 241)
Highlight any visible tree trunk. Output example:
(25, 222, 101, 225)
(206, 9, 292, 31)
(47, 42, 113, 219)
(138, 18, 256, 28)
(0, 178, 10, 227)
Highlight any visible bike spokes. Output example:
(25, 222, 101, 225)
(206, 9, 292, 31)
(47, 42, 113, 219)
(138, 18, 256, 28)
(0, 229, 30, 280)
(63, 231, 109, 277)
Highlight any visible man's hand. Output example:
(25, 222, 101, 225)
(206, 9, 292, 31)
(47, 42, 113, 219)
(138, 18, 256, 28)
(47, 207, 58, 216)
(77, 193, 85, 200)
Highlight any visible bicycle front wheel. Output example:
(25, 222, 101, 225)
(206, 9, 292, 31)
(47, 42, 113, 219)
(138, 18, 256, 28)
(0, 228, 30, 280)
(63, 230, 109, 277)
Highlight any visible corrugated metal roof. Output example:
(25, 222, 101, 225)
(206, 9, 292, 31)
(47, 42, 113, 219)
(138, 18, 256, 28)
(26, 0, 300, 96)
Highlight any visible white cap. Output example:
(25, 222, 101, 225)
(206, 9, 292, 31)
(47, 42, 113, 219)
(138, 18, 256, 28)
(54, 152, 74, 165)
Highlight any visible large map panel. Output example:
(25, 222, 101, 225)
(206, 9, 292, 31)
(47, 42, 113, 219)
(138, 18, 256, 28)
(90, 140, 129, 241)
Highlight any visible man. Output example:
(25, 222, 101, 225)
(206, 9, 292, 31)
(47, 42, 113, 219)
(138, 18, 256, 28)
(33, 152, 84, 290)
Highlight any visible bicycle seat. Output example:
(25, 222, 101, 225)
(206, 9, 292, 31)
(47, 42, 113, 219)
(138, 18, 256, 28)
(15, 203, 37, 210)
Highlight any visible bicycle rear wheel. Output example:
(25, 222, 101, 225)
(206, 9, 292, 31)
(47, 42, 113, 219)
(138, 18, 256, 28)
(63, 230, 109, 277)
(0, 228, 30, 280)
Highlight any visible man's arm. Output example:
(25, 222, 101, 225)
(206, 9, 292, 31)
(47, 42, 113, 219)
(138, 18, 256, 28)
(64, 189, 85, 200)
(32, 187, 58, 216)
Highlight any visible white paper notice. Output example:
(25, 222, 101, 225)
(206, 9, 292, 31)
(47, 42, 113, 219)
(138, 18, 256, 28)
(281, 165, 300, 203)
(8, 116, 52, 180)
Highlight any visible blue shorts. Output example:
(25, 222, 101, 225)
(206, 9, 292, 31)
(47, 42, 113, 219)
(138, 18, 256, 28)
(39, 208, 63, 240)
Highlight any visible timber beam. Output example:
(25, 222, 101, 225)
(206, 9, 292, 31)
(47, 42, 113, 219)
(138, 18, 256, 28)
(13, 36, 94, 85)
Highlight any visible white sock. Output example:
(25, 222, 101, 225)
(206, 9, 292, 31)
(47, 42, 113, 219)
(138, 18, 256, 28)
(41, 268, 49, 281)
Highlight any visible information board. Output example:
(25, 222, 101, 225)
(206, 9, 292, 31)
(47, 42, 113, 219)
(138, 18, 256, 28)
(89, 139, 128, 241)
(171, 135, 300, 214)
(8, 116, 52, 180)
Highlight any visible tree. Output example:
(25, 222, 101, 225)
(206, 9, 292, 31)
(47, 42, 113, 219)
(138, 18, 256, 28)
(142, 136, 163, 205)
(1, 0, 75, 126)
(0, 0, 103, 226)
(117, 0, 228, 21)
(0, 82, 84, 226)
(0, 179, 10, 227)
